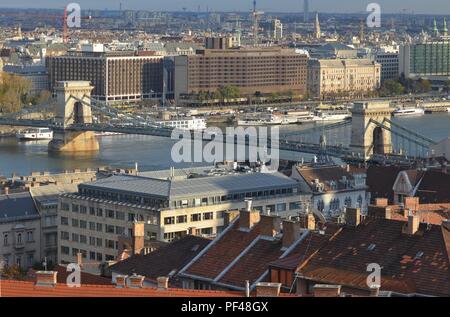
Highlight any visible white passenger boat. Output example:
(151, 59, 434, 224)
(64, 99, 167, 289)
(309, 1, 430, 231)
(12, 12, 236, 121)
(312, 110, 351, 122)
(16, 128, 53, 140)
(156, 116, 207, 131)
(392, 107, 425, 117)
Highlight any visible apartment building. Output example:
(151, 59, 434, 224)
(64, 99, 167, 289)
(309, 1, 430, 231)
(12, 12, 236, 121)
(46, 49, 165, 103)
(1, 191, 41, 269)
(174, 47, 308, 101)
(307, 58, 381, 98)
(57, 169, 311, 265)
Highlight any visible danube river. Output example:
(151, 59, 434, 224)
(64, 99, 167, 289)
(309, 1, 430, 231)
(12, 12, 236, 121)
(0, 113, 449, 176)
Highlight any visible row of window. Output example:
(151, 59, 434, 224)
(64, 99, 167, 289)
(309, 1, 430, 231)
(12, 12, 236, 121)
(60, 246, 115, 262)
(163, 211, 215, 225)
(3, 231, 34, 246)
(60, 231, 120, 250)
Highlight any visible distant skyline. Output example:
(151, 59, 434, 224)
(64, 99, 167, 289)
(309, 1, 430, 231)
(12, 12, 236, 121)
(0, 0, 449, 15)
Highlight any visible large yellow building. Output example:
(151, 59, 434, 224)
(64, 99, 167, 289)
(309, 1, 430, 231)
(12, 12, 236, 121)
(308, 58, 381, 99)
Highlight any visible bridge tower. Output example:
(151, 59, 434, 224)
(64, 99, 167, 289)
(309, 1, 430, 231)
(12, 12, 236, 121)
(349, 101, 393, 160)
(48, 81, 99, 152)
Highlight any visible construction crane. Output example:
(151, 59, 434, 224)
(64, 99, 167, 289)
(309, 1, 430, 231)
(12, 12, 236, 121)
(252, 0, 264, 46)
(0, 9, 92, 43)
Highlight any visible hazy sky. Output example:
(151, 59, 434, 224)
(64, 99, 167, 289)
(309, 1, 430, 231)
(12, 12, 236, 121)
(0, 0, 449, 14)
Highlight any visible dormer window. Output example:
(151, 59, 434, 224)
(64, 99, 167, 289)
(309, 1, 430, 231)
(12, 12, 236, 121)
(17, 233, 23, 245)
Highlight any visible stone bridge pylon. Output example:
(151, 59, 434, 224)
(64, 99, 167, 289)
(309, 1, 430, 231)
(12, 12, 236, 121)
(48, 81, 99, 152)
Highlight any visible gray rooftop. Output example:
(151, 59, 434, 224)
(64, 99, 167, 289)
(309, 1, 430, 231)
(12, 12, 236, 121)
(80, 171, 298, 200)
(0, 192, 40, 223)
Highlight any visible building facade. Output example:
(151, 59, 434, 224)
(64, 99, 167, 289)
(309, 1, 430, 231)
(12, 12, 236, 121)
(174, 48, 308, 101)
(307, 58, 381, 98)
(46, 50, 165, 103)
(3, 65, 49, 96)
(375, 52, 399, 82)
(57, 170, 311, 265)
(399, 40, 450, 85)
(1, 191, 41, 270)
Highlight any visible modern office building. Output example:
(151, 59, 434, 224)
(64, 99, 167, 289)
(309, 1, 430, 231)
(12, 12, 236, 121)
(57, 168, 311, 265)
(375, 52, 399, 82)
(399, 40, 450, 86)
(174, 47, 308, 101)
(307, 58, 381, 98)
(46, 46, 166, 103)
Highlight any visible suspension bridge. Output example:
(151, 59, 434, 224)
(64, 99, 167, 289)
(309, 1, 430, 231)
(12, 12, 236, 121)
(0, 81, 439, 164)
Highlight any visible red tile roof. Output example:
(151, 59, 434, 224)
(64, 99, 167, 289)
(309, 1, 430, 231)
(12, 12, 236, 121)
(0, 280, 244, 297)
(109, 235, 211, 286)
(183, 219, 261, 280)
(298, 218, 450, 296)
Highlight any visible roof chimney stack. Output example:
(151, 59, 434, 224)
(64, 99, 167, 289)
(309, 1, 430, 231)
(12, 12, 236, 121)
(255, 282, 281, 297)
(403, 212, 420, 235)
(239, 200, 260, 230)
(345, 207, 361, 227)
(132, 221, 145, 255)
(299, 213, 316, 230)
(282, 220, 302, 248)
(157, 276, 169, 290)
(313, 284, 341, 297)
(35, 271, 58, 287)
(259, 214, 282, 237)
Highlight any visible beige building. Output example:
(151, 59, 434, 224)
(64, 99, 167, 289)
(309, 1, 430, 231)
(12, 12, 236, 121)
(1, 191, 41, 269)
(174, 47, 308, 101)
(308, 58, 381, 98)
(57, 168, 311, 265)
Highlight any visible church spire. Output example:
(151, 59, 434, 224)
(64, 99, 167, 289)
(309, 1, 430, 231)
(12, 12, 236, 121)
(433, 17, 439, 37)
(314, 13, 321, 39)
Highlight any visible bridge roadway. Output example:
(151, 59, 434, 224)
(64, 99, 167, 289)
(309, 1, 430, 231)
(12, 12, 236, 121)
(0, 118, 429, 163)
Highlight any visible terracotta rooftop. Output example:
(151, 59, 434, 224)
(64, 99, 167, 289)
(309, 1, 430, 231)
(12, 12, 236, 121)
(109, 235, 211, 286)
(297, 218, 450, 296)
(295, 165, 357, 192)
(0, 280, 243, 297)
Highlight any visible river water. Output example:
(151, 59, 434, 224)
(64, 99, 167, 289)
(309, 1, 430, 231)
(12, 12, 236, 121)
(1, 113, 449, 177)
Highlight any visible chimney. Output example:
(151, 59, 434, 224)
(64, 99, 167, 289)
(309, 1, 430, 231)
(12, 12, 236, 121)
(224, 210, 240, 227)
(255, 282, 281, 297)
(374, 198, 388, 207)
(35, 271, 58, 287)
(245, 280, 250, 297)
(313, 284, 341, 297)
(403, 213, 420, 235)
(115, 275, 128, 288)
(3, 187, 9, 195)
(404, 197, 419, 213)
(128, 274, 145, 288)
(345, 207, 361, 227)
(259, 214, 282, 237)
(239, 201, 260, 230)
(299, 213, 316, 230)
(282, 220, 302, 248)
(368, 205, 391, 219)
(157, 276, 169, 290)
(133, 221, 145, 255)
(76, 252, 83, 267)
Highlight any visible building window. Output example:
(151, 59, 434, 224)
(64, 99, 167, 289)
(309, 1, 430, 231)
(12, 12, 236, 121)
(106, 225, 115, 233)
(16, 256, 21, 267)
(61, 203, 70, 211)
(80, 220, 87, 229)
(80, 235, 87, 244)
(200, 227, 213, 236)
(203, 212, 213, 220)
(72, 218, 79, 227)
(3, 234, 8, 246)
(191, 213, 201, 222)
(72, 204, 79, 213)
(176, 215, 187, 223)
(106, 239, 115, 249)
(276, 203, 287, 212)
(96, 253, 103, 261)
(80, 206, 87, 214)
(96, 238, 102, 247)
(61, 217, 69, 226)
(61, 231, 69, 240)
(96, 208, 103, 217)
(289, 201, 302, 210)
(106, 209, 115, 218)
(27, 254, 34, 266)
(89, 237, 95, 246)
(17, 233, 23, 245)
(116, 211, 125, 220)
(216, 211, 225, 219)
(96, 223, 103, 232)
(26, 231, 34, 242)
(72, 233, 79, 242)
(89, 207, 95, 215)
(164, 217, 175, 225)
(89, 222, 95, 231)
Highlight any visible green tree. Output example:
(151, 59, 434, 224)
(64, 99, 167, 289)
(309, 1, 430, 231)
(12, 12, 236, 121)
(0, 264, 27, 280)
(0, 72, 32, 113)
